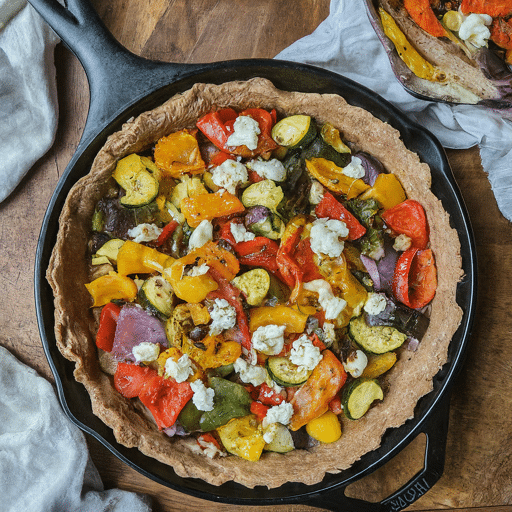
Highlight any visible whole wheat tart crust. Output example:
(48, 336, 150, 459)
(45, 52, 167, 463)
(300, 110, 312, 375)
(46, 78, 463, 488)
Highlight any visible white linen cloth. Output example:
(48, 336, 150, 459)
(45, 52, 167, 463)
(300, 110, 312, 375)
(0, 345, 152, 512)
(276, 0, 512, 222)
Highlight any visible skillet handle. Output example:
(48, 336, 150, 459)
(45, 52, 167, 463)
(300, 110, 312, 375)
(303, 390, 452, 512)
(27, 0, 193, 143)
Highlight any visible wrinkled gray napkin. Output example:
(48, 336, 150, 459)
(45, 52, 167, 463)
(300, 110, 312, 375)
(276, 0, 512, 221)
(0, 0, 59, 203)
(0, 346, 152, 512)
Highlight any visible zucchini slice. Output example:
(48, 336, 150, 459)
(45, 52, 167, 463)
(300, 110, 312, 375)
(348, 315, 407, 354)
(320, 123, 351, 155)
(271, 115, 317, 149)
(112, 154, 160, 208)
(342, 378, 384, 420)
(138, 275, 174, 318)
(266, 356, 311, 387)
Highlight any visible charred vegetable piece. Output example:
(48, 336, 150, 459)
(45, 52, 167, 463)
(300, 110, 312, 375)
(138, 275, 175, 318)
(242, 180, 284, 212)
(112, 154, 160, 208)
(360, 226, 385, 261)
(263, 423, 295, 453)
(348, 315, 407, 354)
(232, 268, 270, 306)
(353, 152, 386, 186)
(266, 356, 312, 387)
(199, 377, 253, 431)
(342, 378, 384, 420)
(244, 205, 284, 240)
(346, 198, 381, 228)
(216, 414, 265, 462)
(95, 238, 125, 264)
(302, 132, 351, 169)
(271, 115, 317, 149)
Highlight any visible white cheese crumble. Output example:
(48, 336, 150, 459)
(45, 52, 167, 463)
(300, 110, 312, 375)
(164, 354, 193, 383)
(309, 218, 349, 258)
(289, 334, 323, 371)
(459, 13, 492, 48)
(343, 350, 368, 378)
(303, 279, 347, 320)
(127, 223, 162, 243)
(190, 380, 215, 411)
(233, 357, 268, 386)
(197, 436, 226, 459)
(309, 180, 325, 205)
(263, 402, 294, 428)
(188, 219, 213, 250)
(211, 159, 249, 194)
(364, 292, 388, 316)
(132, 342, 160, 363)
(251, 324, 286, 356)
(247, 158, 286, 182)
(263, 423, 279, 444)
(323, 322, 336, 347)
(209, 298, 237, 335)
(227, 115, 261, 150)
(342, 156, 365, 179)
(230, 222, 256, 243)
(393, 233, 412, 252)
(188, 263, 210, 277)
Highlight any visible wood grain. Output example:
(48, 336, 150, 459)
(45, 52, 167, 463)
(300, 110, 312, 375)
(1, 0, 512, 511)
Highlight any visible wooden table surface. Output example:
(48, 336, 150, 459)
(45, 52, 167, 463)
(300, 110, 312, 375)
(2, 1, 512, 511)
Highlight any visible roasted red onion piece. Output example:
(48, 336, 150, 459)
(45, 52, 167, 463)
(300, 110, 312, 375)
(354, 151, 386, 186)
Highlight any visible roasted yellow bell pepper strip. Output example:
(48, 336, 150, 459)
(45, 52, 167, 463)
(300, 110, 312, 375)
(359, 172, 406, 211)
(216, 414, 266, 462)
(249, 305, 308, 334)
(85, 271, 138, 307)
(180, 334, 242, 370)
(379, 7, 446, 82)
(305, 158, 370, 199)
(116, 240, 174, 276)
(306, 410, 342, 444)
(180, 190, 245, 228)
(154, 129, 206, 177)
(156, 346, 203, 381)
(361, 352, 397, 379)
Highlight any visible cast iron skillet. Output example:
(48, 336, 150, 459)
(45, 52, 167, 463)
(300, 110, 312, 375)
(31, 0, 477, 510)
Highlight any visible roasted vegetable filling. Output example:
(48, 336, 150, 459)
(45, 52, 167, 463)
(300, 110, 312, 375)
(86, 108, 437, 461)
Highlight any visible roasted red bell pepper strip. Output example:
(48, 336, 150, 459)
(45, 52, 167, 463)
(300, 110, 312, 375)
(257, 383, 285, 406)
(381, 199, 429, 250)
(197, 433, 222, 452)
(138, 374, 194, 430)
(114, 362, 155, 398)
(250, 401, 269, 422)
(315, 192, 366, 241)
(207, 267, 252, 351)
(96, 302, 121, 352)
(196, 108, 238, 152)
(234, 237, 281, 276)
(393, 247, 437, 309)
(403, 0, 447, 37)
(155, 220, 178, 247)
(293, 238, 323, 282)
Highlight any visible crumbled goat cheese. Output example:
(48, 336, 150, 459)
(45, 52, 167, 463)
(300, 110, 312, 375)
(188, 219, 213, 250)
(211, 159, 248, 194)
(459, 13, 492, 48)
(303, 279, 347, 320)
(197, 436, 226, 459)
(127, 223, 162, 243)
(263, 402, 294, 428)
(251, 324, 286, 355)
(233, 357, 268, 386)
(364, 292, 388, 316)
(323, 322, 336, 347)
(393, 233, 412, 252)
(132, 342, 160, 363)
(190, 379, 215, 411)
(230, 222, 255, 243)
(164, 354, 193, 383)
(247, 158, 286, 182)
(343, 350, 368, 378)
(290, 334, 323, 371)
(263, 423, 279, 444)
(309, 218, 349, 258)
(227, 115, 261, 150)
(309, 180, 325, 205)
(342, 156, 366, 179)
(209, 298, 237, 335)
(188, 263, 210, 277)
